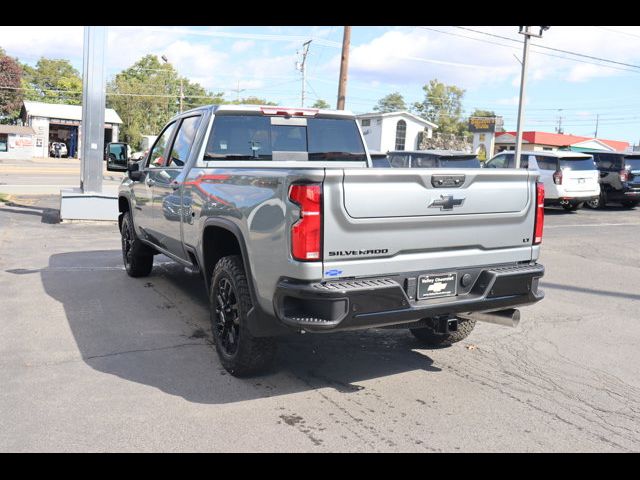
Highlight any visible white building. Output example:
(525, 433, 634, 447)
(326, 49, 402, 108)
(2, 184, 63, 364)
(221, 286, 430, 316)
(20, 101, 123, 158)
(0, 125, 35, 160)
(356, 111, 437, 153)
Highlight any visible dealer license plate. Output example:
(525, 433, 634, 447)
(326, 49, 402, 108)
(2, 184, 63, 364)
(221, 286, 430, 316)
(417, 272, 458, 299)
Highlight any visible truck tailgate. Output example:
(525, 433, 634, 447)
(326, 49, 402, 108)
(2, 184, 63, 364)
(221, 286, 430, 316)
(322, 168, 537, 279)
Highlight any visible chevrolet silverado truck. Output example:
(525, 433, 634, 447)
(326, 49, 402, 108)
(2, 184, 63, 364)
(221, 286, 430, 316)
(106, 105, 545, 377)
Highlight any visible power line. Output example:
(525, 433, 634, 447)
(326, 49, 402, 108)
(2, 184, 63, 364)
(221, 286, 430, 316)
(452, 26, 640, 70)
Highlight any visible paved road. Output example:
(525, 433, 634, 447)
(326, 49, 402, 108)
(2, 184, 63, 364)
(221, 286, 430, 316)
(0, 158, 123, 194)
(0, 196, 639, 452)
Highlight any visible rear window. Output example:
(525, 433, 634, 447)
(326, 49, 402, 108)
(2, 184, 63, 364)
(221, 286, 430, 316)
(413, 154, 480, 168)
(624, 157, 640, 171)
(203, 115, 366, 162)
(438, 156, 481, 168)
(559, 157, 596, 171)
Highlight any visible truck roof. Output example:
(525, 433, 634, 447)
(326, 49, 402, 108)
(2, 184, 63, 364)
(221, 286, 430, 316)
(172, 104, 356, 120)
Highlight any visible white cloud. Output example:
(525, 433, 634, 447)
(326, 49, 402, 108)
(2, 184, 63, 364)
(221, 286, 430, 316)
(0, 26, 84, 66)
(232, 40, 255, 53)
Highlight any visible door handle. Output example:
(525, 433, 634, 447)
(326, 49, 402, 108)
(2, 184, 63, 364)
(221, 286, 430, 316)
(145, 177, 155, 187)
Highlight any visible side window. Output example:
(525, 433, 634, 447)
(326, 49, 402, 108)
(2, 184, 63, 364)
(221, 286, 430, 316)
(167, 116, 202, 168)
(536, 156, 557, 171)
(147, 122, 176, 169)
(489, 154, 508, 168)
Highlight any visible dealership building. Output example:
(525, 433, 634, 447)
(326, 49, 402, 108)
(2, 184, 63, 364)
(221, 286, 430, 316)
(20, 101, 123, 158)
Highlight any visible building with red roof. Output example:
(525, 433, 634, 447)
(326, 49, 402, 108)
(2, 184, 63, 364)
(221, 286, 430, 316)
(494, 131, 629, 155)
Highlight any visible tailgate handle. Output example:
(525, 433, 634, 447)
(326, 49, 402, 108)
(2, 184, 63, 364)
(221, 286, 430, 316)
(431, 175, 465, 188)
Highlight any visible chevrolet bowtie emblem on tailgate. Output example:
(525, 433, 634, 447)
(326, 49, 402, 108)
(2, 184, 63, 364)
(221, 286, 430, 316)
(428, 194, 465, 211)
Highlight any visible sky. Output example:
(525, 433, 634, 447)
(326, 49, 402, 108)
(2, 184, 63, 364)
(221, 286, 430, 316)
(2, 25, 640, 145)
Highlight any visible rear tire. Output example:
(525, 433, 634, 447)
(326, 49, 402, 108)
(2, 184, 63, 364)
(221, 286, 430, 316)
(410, 318, 476, 347)
(210, 255, 276, 377)
(120, 211, 154, 277)
(562, 203, 581, 211)
(586, 191, 607, 209)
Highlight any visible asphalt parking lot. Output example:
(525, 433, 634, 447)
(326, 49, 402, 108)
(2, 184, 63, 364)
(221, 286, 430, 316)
(1, 195, 639, 452)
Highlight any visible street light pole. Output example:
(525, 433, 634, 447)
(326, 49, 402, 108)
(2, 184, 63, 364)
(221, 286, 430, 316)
(514, 26, 549, 169)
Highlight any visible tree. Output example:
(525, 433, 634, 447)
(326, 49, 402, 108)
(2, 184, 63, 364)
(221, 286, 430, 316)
(311, 99, 330, 109)
(470, 109, 495, 117)
(0, 50, 24, 123)
(373, 92, 406, 113)
(413, 79, 467, 136)
(230, 96, 277, 106)
(107, 55, 224, 149)
(21, 58, 82, 105)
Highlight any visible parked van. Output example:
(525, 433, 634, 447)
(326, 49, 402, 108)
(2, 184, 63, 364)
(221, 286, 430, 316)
(485, 150, 600, 211)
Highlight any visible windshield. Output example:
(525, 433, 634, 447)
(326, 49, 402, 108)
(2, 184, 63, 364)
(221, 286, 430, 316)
(559, 157, 596, 171)
(624, 157, 640, 171)
(203, 115, 366, 162)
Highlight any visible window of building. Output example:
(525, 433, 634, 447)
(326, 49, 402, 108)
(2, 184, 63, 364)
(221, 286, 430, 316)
(395, 120, 406, 150)
(361, 119, 371, 127)
(542, 147, 552, 151)
(0, 134, 7, 152)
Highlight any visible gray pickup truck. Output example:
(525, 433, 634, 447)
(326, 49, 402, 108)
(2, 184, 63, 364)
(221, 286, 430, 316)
(106, 105, 545, 376)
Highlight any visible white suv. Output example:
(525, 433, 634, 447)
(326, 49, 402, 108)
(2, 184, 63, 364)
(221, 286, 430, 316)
(485, 150, 600, 211)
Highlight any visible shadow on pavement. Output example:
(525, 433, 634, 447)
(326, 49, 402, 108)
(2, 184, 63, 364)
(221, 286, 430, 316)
(37, 249, 441, 404)
(0, 201, 60, 224)
(542, 281, 640, 302)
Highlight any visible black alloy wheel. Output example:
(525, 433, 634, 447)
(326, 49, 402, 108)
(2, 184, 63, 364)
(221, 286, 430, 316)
(214, 277, 241, 356)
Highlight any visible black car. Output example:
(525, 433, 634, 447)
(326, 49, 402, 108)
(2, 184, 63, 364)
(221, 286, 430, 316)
(586, 152, 640, 209)
(387, 150, 481, 168)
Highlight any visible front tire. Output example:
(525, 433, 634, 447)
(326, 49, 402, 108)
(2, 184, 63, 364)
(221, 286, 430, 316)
(210, 255, 276, 377)
(410, 318, 476, 347)
(120, 211, 154, 277)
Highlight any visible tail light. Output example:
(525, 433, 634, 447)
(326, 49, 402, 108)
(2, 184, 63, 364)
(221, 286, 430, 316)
(533, 182, 545, 245)
(553, 170, 563, 185)
(620, 169, 629, 182)
(289, 183, 322, 261)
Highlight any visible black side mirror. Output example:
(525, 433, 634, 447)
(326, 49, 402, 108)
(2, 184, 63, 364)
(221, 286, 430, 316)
(128, 160, 144, 181)
(106, 142, 129, 172)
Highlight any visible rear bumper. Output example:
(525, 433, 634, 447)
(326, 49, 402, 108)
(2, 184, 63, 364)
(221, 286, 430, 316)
(607, 187, 640, 203)
(273, 263, 544, 332)
(545, 196, 597, 206)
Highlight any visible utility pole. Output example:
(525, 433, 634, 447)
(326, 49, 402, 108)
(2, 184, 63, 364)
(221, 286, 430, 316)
(231, 80, 245, 102)
(594, 114, 599, 138)
(556, 109, 563, 134)
(179, 77, 184, 113)
(514, 26, 549, 168)
(295, 40, 312, 107)
(337, 26, 351, 110)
